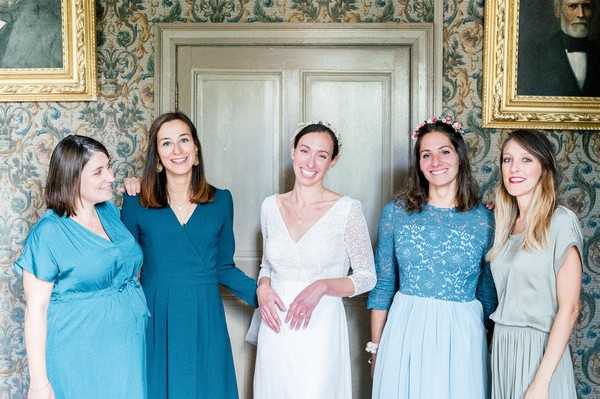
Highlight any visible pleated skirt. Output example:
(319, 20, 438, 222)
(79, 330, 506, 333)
(372, 292, 489, 399)
(491, 325, 577, 399)
(254, 279, 351, 399)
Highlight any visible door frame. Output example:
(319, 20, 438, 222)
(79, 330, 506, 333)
(154, 22, 443, 126)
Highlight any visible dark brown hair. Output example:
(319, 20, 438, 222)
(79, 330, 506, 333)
(45, 135, 110, 217)
(399, 120, 480, 212)
(140, 112, 214, 208)
(293, 123, 340, 159)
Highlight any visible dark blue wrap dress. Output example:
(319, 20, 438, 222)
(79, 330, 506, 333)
(122, 188, 257, 399)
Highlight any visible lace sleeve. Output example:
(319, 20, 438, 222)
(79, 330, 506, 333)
(367, 202, 399, 310)
(345, 200, 376, 297)
(258, 199, 272, 281)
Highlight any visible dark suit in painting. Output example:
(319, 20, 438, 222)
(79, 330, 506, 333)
(518, 32, 600, 97)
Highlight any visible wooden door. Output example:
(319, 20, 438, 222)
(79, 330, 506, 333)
(177, 43, 412, 399)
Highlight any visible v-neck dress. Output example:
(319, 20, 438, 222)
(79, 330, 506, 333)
(253, 195, 376, 399)
(14, 202, 149, 399)
(121, 188, 258, 399)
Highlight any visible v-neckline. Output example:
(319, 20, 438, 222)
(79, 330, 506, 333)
(274, 195, 345, 244)
(168, 203, 199, 227)
(67, 205, 113, 244)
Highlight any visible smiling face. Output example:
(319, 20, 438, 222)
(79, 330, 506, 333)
(156, 119, 198, 178)
(79, 151, 114, 206)
(418, 131, 460, 190)
(501, 139, 544, 201)
(556, 0, 593, 38)
(291, 131, 337, 187)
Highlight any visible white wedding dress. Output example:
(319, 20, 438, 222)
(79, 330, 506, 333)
(253, 195, 376, 399)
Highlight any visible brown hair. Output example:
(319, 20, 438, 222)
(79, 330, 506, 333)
(140, 112, 214, 208)
(293, 123, 340, 159)
(487, 130, 558, 260)
(398, 120, 480, 212)
(46, 135, 110, 217)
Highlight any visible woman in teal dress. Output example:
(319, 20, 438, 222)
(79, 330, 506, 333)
(15, 135, 148, 399)
(122, 112, 257, 399)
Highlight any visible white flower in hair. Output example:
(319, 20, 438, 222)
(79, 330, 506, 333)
(294, 120, 342, 147)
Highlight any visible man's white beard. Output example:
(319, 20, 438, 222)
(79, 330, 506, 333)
(561, 18, 590, 38)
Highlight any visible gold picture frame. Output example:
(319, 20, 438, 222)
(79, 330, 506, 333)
(482, 0, 600, 130)
(0, 0, 96, 102)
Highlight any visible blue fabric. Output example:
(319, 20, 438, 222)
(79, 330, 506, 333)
(14, 202, 148, 399)
(121, 188, 257, 399)
(367, 201, 497, 329)
(372, 292, 489, 399)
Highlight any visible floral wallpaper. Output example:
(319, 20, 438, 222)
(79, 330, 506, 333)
(0, 0, 598, 397)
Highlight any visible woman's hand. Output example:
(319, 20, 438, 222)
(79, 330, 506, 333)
(27, 382, 55, 399)
(285, 280, 327, 330)
(257, 279, 286, 333)
(369, 354, 377, 377)
(121, 176, 141, 196)
(523, 379, 549, 399)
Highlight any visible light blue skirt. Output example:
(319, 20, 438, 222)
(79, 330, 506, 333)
(372, 292, 489, 399)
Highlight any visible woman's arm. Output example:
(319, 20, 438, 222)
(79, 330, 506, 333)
(367, 203, 399, 368)
(475, 262, 497, 333)
(524, 246, 581, 399)
(216, 190, 258, 306)
(23, 271, 55, 399)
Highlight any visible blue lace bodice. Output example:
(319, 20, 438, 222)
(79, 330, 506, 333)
(367, 201, 497, 325)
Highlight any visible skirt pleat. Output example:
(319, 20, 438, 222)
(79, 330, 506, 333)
(372, 292, 488, 399)
(491, 325, 576, 399)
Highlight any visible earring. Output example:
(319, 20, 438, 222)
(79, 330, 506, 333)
(156, 162, 163, 172)
(193, 152, 199, 166)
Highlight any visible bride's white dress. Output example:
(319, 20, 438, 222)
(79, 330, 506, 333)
(253, 195, 376, 399)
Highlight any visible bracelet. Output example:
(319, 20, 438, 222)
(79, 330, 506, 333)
(29, 381, 50, 392)
(365, 341, 379, 354)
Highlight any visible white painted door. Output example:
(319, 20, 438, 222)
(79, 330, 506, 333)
(177, 44, 411, 399)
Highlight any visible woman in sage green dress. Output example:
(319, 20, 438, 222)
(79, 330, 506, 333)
(488, 130, 582, 399)
(122, 112, 257, 399)
(15, 135, 148, 399)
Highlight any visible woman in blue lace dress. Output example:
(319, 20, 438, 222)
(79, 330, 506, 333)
(367, 118, 497, 399)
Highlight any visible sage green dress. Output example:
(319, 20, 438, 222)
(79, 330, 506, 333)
(490, 206, 583, 399)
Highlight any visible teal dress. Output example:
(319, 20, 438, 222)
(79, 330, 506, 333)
(122, 188, 257, 399)
(14, 202, 149, 399)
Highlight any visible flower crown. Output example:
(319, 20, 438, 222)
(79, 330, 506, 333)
(411, 115, 465, 140)
(294, 120, 342, 146)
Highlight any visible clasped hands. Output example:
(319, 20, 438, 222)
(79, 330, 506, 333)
(257, 280, 326, 332)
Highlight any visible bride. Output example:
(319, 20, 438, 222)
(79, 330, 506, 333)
(253, 122, 376, 399)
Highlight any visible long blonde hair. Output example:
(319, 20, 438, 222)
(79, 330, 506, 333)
(486, 130, 558, 261)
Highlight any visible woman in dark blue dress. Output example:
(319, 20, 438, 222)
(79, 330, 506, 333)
(122, 112, 257, 399)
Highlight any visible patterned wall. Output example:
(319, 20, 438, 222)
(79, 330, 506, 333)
(0, 0, 598, 397)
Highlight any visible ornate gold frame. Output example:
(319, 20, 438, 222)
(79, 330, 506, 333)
(482, 0, 600, 130)
(0, 0, 96, 102)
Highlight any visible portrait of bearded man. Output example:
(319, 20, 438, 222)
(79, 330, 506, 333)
(517, 0, 600, 97)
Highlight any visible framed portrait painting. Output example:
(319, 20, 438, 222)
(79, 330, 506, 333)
(483, 0, 600, 130)
(0, 0, 96, 101)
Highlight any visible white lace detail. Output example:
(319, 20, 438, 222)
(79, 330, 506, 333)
(257, 195, 376, 296)
(344, 200, 377, 296)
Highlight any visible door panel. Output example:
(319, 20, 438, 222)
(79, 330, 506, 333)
(177, 44, 412, 399)
(303, 72, 391, 233)
(193, 71, 282, 273)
